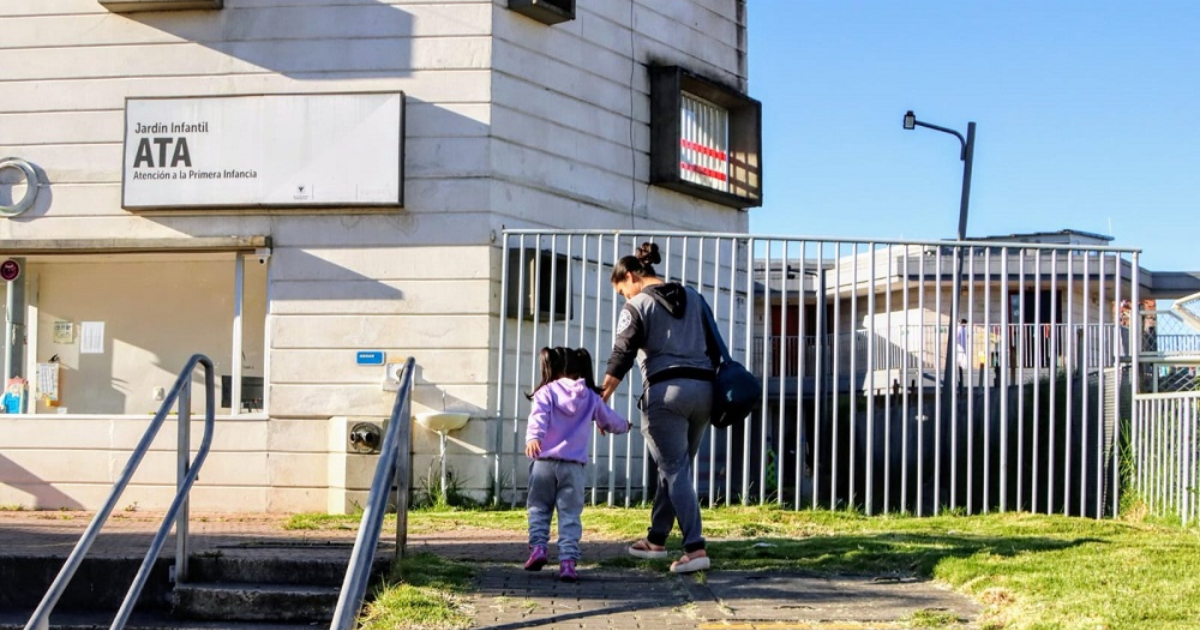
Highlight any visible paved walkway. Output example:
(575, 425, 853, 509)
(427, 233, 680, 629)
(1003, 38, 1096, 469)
(0, 511, 981, 629)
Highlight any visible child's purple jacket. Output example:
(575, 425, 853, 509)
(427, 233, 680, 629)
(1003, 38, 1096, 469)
(525, 378, 630, 464)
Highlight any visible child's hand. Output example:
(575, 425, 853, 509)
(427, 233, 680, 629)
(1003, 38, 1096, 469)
(525, 439, 541, 458)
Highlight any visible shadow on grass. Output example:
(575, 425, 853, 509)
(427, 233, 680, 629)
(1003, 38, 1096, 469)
(680, 532, 1103, 576)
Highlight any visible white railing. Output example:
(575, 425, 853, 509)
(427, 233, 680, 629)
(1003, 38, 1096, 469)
(1132, 392, 1200, 526)
(755, 323, 1126, 381)
(493, 230, 1140, 518)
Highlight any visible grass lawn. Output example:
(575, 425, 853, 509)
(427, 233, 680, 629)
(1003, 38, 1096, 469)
(290, 506, 1200, 630)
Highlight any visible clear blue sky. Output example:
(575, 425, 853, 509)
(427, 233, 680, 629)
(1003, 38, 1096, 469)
(747, 1, 1199, 271)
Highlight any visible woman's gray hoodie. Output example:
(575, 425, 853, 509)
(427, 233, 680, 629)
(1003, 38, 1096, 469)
(605, 283, 719, 387)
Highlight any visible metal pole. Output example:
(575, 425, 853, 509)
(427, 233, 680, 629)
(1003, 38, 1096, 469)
(940, 122, 976, 420)
(175, 380, 191, 584)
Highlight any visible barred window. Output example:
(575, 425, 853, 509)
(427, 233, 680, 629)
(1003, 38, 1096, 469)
(650, 66, 762, 209)
(680, 93, 730, 194)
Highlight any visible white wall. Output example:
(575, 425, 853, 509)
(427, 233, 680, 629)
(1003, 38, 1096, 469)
(489, 0, 752, 232)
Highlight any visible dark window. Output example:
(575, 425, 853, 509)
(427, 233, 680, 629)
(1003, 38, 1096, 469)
(508, 0, 574, 25)
(506, 248, 572, 321)
(100, 0, 223, 12)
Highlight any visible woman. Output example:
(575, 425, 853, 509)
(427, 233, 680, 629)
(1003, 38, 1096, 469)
(601, 242, 717, 573)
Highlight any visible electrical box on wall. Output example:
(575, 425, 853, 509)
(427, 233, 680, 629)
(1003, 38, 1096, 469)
(508, 0, 574, 25)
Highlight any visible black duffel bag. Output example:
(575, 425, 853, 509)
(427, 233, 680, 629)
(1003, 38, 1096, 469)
(700, 298, 762, 429)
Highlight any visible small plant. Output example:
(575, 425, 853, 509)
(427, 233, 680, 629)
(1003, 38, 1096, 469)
(414, 461, 477, 509)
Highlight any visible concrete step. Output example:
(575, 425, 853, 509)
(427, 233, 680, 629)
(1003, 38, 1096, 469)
(0, 609, 321, 630)
(0, 557, 172, 611)
(171, 583, 341, 622)
(187, 554, 387, 587)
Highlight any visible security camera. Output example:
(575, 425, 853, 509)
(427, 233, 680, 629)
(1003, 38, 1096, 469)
(254, 247, 272, 265)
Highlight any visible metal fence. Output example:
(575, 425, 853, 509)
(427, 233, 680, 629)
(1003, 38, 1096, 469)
(755, 323, 1123, 379)
(1132, 392, 1200, 526)
(492, 230, 1141, 518)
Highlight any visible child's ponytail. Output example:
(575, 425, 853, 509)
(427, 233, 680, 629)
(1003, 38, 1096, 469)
(526, 346, 570, 400)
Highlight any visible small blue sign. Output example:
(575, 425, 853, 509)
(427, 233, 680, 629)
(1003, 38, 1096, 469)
(356, 351, 386, 366)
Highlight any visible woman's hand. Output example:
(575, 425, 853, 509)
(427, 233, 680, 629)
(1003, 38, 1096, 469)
(525, 439, 541, 458)
(601, 374, 621, 402)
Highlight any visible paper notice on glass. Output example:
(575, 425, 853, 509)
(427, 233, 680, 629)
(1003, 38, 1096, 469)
(37, 363, 59, 402)
(80, 321, 105, 354)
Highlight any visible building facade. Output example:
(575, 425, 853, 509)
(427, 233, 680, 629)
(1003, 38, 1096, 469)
(0, 0, 759, 512)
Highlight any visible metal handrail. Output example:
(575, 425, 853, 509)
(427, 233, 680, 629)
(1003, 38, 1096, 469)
(330, 356, 415, 630)
(24, 354, 216, 630)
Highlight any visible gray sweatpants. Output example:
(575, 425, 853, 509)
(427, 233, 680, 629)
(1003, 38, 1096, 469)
(527, 458, 586, 561)
(641, 378, 712, 553)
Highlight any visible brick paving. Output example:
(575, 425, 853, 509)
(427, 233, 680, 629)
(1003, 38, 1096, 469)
(0, 511, 981, 629)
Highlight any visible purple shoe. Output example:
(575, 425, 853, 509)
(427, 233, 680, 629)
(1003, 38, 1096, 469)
(558, 559, 578, 582)
(524, 545, 548, 571)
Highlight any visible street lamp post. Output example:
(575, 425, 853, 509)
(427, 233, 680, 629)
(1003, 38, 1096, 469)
(903, 110, 976, 404)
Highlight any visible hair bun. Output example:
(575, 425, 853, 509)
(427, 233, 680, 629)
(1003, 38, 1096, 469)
(637, 242, 661, 266)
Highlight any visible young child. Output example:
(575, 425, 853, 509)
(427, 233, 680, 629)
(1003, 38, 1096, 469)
(524, 347, 631, 582)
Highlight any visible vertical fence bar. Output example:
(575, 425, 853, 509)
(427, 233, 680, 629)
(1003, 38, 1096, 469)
(760, 239, 771, 503)
(866, 243, 876, 515)
(726, 239, 737, 505)
(934, 246, 943, 516)
(745, 237, 758, 504)
(966, 250, 976, 514)
(1095, 252, 1105, 519)
(832, 243, 842, 510)
(916, 245, 926, 516)
(885, 244, 894, 514)
(1016, 249, 1026, 511)
(983, 249, 992, 513)
(1064, 250, 1075, 516)
(1154, 397, 1160, 517)
(1032, 250, 1041, 512)
(899, 245, 909, 514)
(1111, 252, 1122, 518)
(1000, 247, 1010, 512)
(593, 235, 606, 505)
(547, 234, 559, 347)
(813, 243, 825, 510)
(950, 247, 960, 513)
(495, 235, 512, 505)
(510, 236, 529, 506)
(796, 242, 807, 511)
(1048, 250, 1059, 515)
(1131, 252, 1141, 510)
(1080, 251, 1090, 517)
(850, 243, 859, 510)
(776, 241, 788, 506)
(708, 237, 720, 506)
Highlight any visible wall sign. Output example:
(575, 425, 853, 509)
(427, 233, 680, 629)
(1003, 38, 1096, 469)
(356, 351, 386, 366)
(122, 92, 405, 209)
